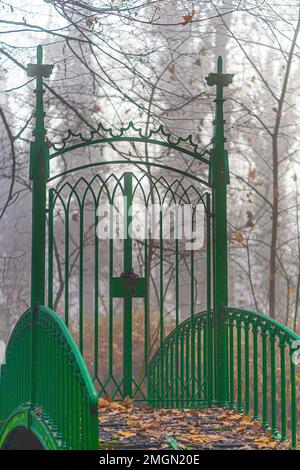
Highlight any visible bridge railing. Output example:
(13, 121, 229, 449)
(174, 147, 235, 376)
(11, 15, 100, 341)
(223, 307, 300, 448)
(0, 305, 98, 449)
(148, 311, 213, 408)
(148, 306, 300, 448)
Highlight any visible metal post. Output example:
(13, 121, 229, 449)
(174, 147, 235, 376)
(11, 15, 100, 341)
(27, 46, 53, 406)
(27, 45, 53, 307)
(205, 193, 213, 405)
(206, 57, 233, 405)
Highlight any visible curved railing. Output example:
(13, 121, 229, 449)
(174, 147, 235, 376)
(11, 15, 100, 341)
(0, 306, 98, 449)
(223, 307, 300, 448)
(148, 311, 213, 408)
(148, 306, 300, 448)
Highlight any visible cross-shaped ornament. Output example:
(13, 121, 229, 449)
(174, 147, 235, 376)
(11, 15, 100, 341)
(205, 56, 234, 90)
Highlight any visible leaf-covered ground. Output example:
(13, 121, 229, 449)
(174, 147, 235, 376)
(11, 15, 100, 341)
(98, 399, 290, 450)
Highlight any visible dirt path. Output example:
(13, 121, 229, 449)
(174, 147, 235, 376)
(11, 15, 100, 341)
(98, 399, 290, 450)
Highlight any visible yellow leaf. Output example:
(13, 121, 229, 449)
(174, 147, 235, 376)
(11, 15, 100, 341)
(236, 427, 245, 432)
(118, 430, 136, 438)
(253, 437, 277, 449)
(288, 287, 295, 295)
(98, 398, 110, 408)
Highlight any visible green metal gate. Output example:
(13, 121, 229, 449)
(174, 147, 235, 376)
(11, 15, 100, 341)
(48, 168, 212, 405)
(30, 46, 233, 407)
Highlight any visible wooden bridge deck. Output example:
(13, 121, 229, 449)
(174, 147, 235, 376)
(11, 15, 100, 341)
(98, 400, 290, 450)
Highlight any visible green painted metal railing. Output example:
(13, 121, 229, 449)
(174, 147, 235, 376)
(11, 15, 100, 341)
(149, 306, 300, 448)
(223, 307, 300, 449)
(0, 306, 98, 449)
(148, 311, 213, 408)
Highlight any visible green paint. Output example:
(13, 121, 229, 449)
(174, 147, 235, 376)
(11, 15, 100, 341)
(0, 409, 59, 450)
(0, 306, 98, 450)
(1, 49, 299, 451)
(223, 307, 300, 448)
(206, 56, 233, 405)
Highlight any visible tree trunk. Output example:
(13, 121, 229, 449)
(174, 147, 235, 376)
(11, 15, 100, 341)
(268, 9, 300, 319)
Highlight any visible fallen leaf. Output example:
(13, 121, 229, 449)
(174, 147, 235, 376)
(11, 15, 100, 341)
(253, 437, 277, 449)
(118, 430, 136, 438)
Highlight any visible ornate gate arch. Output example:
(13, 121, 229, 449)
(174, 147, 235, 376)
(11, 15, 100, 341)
(28, 46, 233, 406)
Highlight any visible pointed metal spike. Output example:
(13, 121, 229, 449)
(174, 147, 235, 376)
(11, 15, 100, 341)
(217, 56, 223, 73)
(37, 45, 43, 64)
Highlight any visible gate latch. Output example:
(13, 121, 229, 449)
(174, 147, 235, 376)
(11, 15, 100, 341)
(120, 268, 139, 295)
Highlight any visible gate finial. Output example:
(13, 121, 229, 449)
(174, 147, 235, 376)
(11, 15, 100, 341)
(27, 45, 53, 179)
(27, 45, 53, 143)
(205, 56, 234, 186)
(205, 56, 234, 88)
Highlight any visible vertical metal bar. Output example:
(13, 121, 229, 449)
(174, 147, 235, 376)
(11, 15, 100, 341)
(279, 340, 286, 441)
(206, 193, 213, 405)
(165, 344, 169, 408)
(74, 375, 79, 449)
(170, 341, 174, 408)
(197, 325, 202, 402)
(186, 329, 190, 407)
(159, 201, 164, 406)
(71, 365, 76, 449)
(89, 401, 99, 451)
(206, 57, 232, 406)
(229, 316, 235, 409)
(155, 363, 159, 407)
(109, 238, 113, 382)
(203, 321, 207, 402)
(108, 187, 114, 389)
(253, 324, 259, 420)
(190, 210, 195, 405)
(175, 237, 179, 407)
(79, 204, 84, 353)
(144, 235, 149, 393)
(48, 189, 54, 308)
(270, 332, 277, 436)
(180, 334, 184, 408)
(65, 203, 69, 327)
(123, 172, 133, 398)
(244, 322, 250, 414)
(237, 319, 243, 412)
(290, 350, 297, 449)
(94, 209, 99, 381)
(261, 329, 268, 428)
